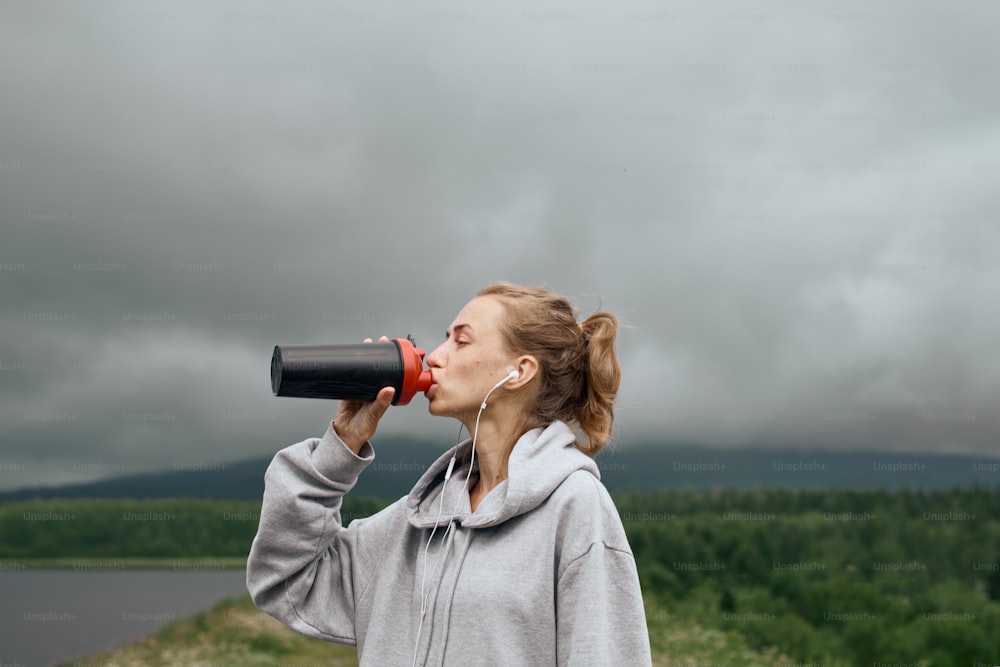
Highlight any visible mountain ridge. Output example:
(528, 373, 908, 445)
(2, 440, 998, 501)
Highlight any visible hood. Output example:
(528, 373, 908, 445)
(405, 421, 600, 530)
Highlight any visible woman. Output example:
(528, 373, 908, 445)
(247, 283, 651, 666)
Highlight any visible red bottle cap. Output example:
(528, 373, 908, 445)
(394, 337, 433, 405)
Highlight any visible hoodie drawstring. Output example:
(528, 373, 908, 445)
(414, 516, 461, 666)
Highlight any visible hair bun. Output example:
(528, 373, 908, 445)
(476, 283, 621, 455)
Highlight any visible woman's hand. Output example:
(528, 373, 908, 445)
(332, 337, 396, 455)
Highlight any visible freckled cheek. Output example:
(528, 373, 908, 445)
(472, 360, 489, 383)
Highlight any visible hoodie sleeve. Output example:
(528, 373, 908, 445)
(554, 473, 652, 666)
(245, 422, 396, 645)
(556, 542, 652, 666)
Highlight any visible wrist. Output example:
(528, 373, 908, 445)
(332, 420, 366, 456)
(315, 421, 375, 479)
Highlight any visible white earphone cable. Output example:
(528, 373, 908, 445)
(410, 371, 517, 667)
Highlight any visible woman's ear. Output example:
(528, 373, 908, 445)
(508, 355, 538, 388)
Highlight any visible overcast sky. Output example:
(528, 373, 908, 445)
(2, 1, 998, 490)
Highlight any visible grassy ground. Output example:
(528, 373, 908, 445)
(57, 595, 359, 667)
(62, 595, 822, 667)
(14, 557, 247, 570)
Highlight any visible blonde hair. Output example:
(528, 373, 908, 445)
(476, 282, 621, 456)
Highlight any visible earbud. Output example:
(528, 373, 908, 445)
(489, 369, 519, 392)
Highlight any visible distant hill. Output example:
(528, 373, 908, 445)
(1, 439, 998, 501)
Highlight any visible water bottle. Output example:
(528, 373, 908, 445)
(271, 336, 432, 406)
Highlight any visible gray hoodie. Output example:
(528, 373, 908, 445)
(246, 420, 652, 666)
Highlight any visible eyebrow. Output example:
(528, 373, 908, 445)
(445, 323, 473, 338)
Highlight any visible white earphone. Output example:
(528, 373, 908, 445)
(483, 369, 519, 403)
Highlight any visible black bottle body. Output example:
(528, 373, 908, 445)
(271, 339, 431, 406)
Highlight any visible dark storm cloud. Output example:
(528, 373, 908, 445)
(2, 1, 998, 490)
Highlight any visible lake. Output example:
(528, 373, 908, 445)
(0, 568, 250, 667)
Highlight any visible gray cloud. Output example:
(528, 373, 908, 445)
(2, 1, 998, 490)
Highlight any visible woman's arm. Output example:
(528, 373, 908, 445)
(556, 541, 651, 666)
(246, 421, 397, 645)
(553, 472, 653, 666)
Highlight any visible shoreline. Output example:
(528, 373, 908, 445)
(55, 594, 360, 667)
(0, 557, 247, 571)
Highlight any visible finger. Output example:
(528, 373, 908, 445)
(375, 386, 395, 406)
(369, 387, 395, 419)
(378, 335, 389, 342)
(363, 337, 373, 343)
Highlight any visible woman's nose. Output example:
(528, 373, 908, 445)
(425, 343, 445, 369)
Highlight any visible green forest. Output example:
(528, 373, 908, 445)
(3, 489, 998, 665)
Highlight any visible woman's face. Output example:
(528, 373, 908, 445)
(424, 295, 517, 420)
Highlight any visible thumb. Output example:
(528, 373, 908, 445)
(366, 386, 395, 425)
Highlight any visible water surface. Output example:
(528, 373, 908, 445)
(0, 568, 249, 667)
